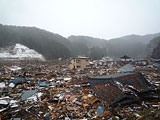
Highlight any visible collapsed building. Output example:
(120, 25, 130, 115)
(0, 59, 160, 119)
(88, 72, 160, 107)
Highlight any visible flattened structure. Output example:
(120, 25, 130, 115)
(88, 72, 151, 105)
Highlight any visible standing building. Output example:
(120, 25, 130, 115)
(120, 55, 131, 61)
(69, 57, 90, 70)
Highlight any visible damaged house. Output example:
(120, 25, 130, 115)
(88, 72, 159, 107)
(69, 57, 90, 70)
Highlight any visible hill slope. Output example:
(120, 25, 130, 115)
(0, 24, 71, 59)
(68, 36, 108, 59)
(69, 33, 160, 59)
(148, 36, 160, 59)
(1, 24, 160, 60)
(0, 43, 45, 61)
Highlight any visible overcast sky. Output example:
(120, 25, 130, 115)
(0, 0, 160, 39)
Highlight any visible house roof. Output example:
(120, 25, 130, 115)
(118, 64, 135, 72)
(88, 72, 151, 105)
(21, 90, 37, 101)
(120, 55, 130, 59)
(9, 77, 23, 84)
(39, 82, 51, 87)
(71, 57, 90, 59)
(90, 72, 134, 80)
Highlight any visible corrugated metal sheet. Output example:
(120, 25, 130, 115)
(39, 82, 51, 87)
(9, 77, 23, 84)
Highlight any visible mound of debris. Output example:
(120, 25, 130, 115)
(88, 72, 160, 107)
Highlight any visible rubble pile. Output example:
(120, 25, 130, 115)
(0, 59, 160, 120)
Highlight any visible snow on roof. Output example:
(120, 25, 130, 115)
(92, 72, 134, 79)
(9, 83, 15, 88)
(64, 77, 72, 81)
(72, 56, 90, 59)
(6, 66, 22, 71)
(0, 82, 5, 88)
(0, 100, 8, 105)
(118, 64, 134, 72)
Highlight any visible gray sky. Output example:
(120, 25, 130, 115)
(0, 0, 160, 39)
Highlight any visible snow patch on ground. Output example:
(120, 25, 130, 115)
(0, 43, 46, 61)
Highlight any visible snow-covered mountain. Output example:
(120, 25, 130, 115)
(0, 43, 46, 61)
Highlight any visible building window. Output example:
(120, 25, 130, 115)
(77, 65, 81, 68)
(76, 59, 80, 63)
(86, 65, 90, 67)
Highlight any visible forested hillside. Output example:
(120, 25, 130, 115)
(0, 24, 71, 59)
(69, 34, 160, 59)
(148, 36, 160, 59)
(0, 24, 160, 60)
